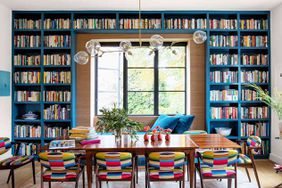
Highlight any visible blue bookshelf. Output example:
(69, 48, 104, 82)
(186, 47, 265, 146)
(12, 10, 271, 158)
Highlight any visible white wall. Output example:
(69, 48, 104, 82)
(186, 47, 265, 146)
(0, 3, 12, 159)
(270, 3, 282, 164)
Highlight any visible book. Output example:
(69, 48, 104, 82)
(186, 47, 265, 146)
(74, 18, 116, 29)
(43, 71, 71, 84)
(241, 54, 268, 65)
(15, 124, 41, 138)
(44, 35, 71, 47)
(44, 125, 69, 138)
(49, 140, 75, 149)
(210, 54, 238, 65)
(241, 122, 268, 137)
(44, 54, 71, 66)
(240, 19, 268, 30)
(43, 90, 71, 102)
(14, 35, 41, 48)
(241, 35, 268, 47)
(14, 71, 41, 84)
(120, 18, 161, 29)
(241, 106, 268, 119)
(14, 54, 40, 66)
(211, 107, 238, 119)
(16, 91, 40, 102)
(165, 18, 206, 29)
(14, 19, 41, 29)
(241, 89, 268, 101)
(44, 104, 71, 120)
(241, 70, 268, 83)
(15, 143, 40, 155)
(210, 19, 237, 29)
(210, 71, 238, 83)
(210, 35, 238, 47)
(44, 18, 71, 29)
(210, 89, 238, 101)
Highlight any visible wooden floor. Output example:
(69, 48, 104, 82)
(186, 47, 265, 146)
(0, 160, 281, 188)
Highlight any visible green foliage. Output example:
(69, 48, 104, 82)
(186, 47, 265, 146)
(96, 104, 143, 138)
(248, 83, 282, 119)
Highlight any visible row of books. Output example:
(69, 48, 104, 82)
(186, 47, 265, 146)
(240, 19, 268, 30)
(43, 91, 71, 102)
(210, 35, 238, 47)
(210, 71, 238, 83)
(241, 54, 268, 65)
(15, 143, 40, 156)
(44, 126, 69, 138)
(44, 35, 71, 47)
(241, 36, 268, 47)
(120, 19, 161, 29)
(210, 54, 238, 65)
(241, 106, 268, 119)
(44, 18, 71, 29)
(210, 89, 238, 101)
(211, 107, 238, 119)
(43, 54, 71, 66)
(14, 71, 40, 84)
(14, 19, 41, 29)
(164, 18, 207, 29)
(43, 71, 71, 84)
(241, 70, 269, 83)
(14, 54, 40, 66)
(15, 124, 41, 138)
(241, 122, 268, 137)
(241, 89, 261, 101)
(74, 18, 116, 29)
(43, 104, 71, 120)
(14, 35, 40, 48)
(209, 19, 237, 29)
(16, 91, 40, 102)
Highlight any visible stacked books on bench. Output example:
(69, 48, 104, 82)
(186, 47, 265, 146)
(69, 126, 100, 145)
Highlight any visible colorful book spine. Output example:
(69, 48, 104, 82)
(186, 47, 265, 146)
(210, 35, 238, 47)
(240, 19, 268, 30)
(16, 91, 40, 102)
(14, 54, 41, 66)
(210, 71, 238, 83)
(74, 18, 116, 29)
(14, 19, 41, 29)
(44, 54, 71, 66)
(241, 106, 268, 119)
(165, 18, 206, 29)
(43, 91, 71, 102)
(15, 125, 41, 138)
(210, 89, 238, 101)
(44, 125, 69, 138)
(43, 71, 71, 84)
(44, 18, 71, 29)
(14, 71, 41, 84)
(241, 70, 268, 83)
(14, 35, 41, 48)
(210, 54, 238, 65)
(209, 19, 237, 29)
(44, 35, 71, 47)
(211, 107, 238, 119)
(120, 18, 162, 29)
(44, 104, 71, 120)
(241, 89, 268, 101)
(241, 54, 268, 65)
(241, 35, 268, 47)
(241, 122, 268, 137)
(15, 143, 40, 155)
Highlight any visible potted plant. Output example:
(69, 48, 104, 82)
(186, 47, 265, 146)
(96, 105, 143, 142)
(248, 84, 282, 137)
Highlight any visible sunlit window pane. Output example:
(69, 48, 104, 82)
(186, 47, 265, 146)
(127, 47, 154, 68)
(159, 92, 185, 114)
(128, 69, 154, 91)
(159, 46, 186, 67)
(128, 92, 154, 115)
(159, 69, 185, 91)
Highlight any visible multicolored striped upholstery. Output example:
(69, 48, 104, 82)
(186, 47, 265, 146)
(148, 152, 185, 179)
(96, 152, 133, 180)
(0, 137, 11, 155)
(238, 154, 252, 164)
(183, 130, 207, 135)
(0, 155, 33, 166)
(39, 152, 77, 180)
(200, 150, 238, 177)
(246, 136, 262, 154)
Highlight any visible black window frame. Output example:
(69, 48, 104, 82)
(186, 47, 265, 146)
(95, 42, 187, 116)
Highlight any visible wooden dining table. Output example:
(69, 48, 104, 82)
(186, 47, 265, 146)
(44, 133, 241, 188)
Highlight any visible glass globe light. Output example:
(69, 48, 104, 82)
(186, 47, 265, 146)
(193, 30, 207, 44)
(119, 40, 132, 52)
(85, 40, 101, 55)
(74, 51, 89, 65)
(150, 34, 164, 49)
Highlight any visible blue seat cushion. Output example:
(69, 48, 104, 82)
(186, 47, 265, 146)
(173, 114, 195, 134)
(150, 115, 179, 131)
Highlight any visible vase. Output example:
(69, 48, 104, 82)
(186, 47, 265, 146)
(114, 130, 122, 143)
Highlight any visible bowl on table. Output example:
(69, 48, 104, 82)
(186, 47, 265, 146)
(215, 127, 232, 137)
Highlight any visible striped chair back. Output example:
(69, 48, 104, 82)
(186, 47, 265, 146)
(96, 152, 132, 171)
(149, 152, 185, 171)
(0, 137, 11, 155)
(246, 136, 262, 154)
(39, 152, 76, 171)
(202, 150, 238, 169)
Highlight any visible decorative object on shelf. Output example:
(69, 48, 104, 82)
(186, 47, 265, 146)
(96, 104, 142, 142)
(73, 0, 207, 65)
(22, 111, 38, 120)
(0, 71, 10, 96)
(215, 127, 232, 137)
(248, 84, 282, 138)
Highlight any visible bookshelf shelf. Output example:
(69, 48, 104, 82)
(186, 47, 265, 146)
(14, 137, 41, 141)
(14, 102, 41, 105)
(14, 119, 41, 123)
(12, 10, 270, 158)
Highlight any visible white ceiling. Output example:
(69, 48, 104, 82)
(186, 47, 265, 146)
(1, 0, 282, 11)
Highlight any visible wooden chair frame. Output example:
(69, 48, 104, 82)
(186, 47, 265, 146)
(196, 151, 238, 188)
(39, 152, 85, 188)
(145, 154, 186, 188)
(0, 141, 36, 188)
(95, 154, 136, 188)
(237, 140, 261, 188)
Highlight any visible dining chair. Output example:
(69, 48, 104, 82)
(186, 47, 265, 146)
(196, 149, 238, 188)
(237, 135, 262, 188)
(0, 137, 36, 188)
(146, 151, 186, 188)
(95, 152, 135, 188)
(39, 151, 85, 188)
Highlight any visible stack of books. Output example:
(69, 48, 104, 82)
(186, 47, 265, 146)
(69, 126, 98, 141)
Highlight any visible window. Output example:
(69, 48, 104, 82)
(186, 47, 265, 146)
(95, 42, 187, 115)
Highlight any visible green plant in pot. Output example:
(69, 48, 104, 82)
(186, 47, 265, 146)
(248, 83, 282, 137)
(96, 104, 143, 141)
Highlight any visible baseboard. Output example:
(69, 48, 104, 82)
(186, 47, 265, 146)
(270, 152, 282, 164)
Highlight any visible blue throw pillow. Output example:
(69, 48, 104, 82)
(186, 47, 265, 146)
(150, 115, 179, 131)
(173, 114, 195, 134)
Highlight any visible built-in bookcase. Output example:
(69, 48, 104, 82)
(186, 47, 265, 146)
(12, 11, 270, 158)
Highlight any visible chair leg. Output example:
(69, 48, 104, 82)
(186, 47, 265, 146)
(48, 181, 51, 188)
(136, 157, 139, 184)
(252, 162, 261, 188)
(11, 169, 15, 188)
(245, 166, 251, 182)
(187, 164, 190, 181)
(99, 180, 102, 188)
(179, 181, 182, 188)
(227, 179, 232, 188)
(182, 179, 185, 188)
(75, 180, 78, 188)
(6, 169, 12, 183)
(82, 167, 85, 188)
(199, 170, 204, 188)
(32, 159, 36, 184)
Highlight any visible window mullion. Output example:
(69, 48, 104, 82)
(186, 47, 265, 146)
(154, 50, 159, 116)
(123, 52, 128, 111)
